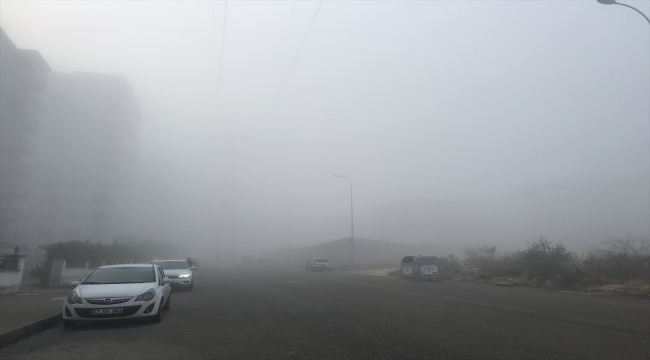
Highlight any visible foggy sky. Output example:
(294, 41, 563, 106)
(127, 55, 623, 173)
(2, 1, 648, 256)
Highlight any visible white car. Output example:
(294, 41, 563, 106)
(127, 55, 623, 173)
(62, 264, 172, 328)
(306, 258, 332, 271)
(152, 260, 195, 291)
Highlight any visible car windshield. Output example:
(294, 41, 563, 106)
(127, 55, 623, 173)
(153, 261, 189, 270)
(82, 267, 155, 284)
(315, 259, 329, 263)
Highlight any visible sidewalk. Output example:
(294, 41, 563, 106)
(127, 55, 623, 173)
(0, 287, 72, 348)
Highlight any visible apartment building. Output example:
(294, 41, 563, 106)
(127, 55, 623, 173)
(0, 28, 50, 245)
(25, 71, 139, 245)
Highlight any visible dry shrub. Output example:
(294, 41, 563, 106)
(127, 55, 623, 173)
(462, 245, 523, 279)
(583, 235, 650, 283)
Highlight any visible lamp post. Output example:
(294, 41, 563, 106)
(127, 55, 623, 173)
(334, 175, 354, 266)
(597, 0, 650, 25)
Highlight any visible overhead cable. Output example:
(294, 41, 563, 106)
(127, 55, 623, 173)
(257, 0, 325, 136)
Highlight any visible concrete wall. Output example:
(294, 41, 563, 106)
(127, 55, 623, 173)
(0, 256, 27, 294)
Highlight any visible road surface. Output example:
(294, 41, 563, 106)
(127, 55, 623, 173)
(2, 265, 648, 359)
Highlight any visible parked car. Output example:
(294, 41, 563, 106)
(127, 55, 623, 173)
(186, 257, 198, 269)
(306, 258, 332, 271)
(152, 260, 195, 291)
(62, 264, 171, 328)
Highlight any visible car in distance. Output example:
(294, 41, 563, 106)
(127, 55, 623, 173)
(62, 264, 172, 328)
(306, 258, 332, 271)
(152, 260, 195, 291)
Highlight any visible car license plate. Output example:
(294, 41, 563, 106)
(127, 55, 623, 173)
(91, 308, 123, 315)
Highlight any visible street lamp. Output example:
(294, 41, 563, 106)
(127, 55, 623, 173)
(597, 0, 650, 25)
(334, 175, 354, 266)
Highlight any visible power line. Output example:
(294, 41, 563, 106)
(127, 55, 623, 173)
(257, 0, 324, 136)
(216, 0, 229, 117)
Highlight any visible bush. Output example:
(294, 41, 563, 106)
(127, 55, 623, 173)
(457, 236, 649, 293)
(437, 254, 464, 276)
(463, 245, 523, 279)
(29, 264, 51, 288)
(31, 238, 179, 287)
(583, 235, 650, 283)
(520, 237, 573, 281)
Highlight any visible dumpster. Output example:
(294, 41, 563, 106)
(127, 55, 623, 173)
(400, 256, 415, 279)
(401, 255, 444, 281)
(412, 256, 444, 281)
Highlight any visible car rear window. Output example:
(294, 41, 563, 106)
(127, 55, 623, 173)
(82, 267, 156, 284)
(153, 260, 189, 269)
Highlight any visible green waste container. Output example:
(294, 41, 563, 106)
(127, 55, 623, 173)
(400, 255, 444, 281)
(400, 256, 415, 279)
(412, 256, 444, 281)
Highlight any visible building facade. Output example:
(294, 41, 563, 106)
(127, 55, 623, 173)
(25, 71, 139, 245)
(0, 28, 50, 246)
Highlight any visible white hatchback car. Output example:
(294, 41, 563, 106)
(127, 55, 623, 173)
(62, 264, 172, 328)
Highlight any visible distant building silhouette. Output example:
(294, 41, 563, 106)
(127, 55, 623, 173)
(0, 28, 50, 245)
(24, 71, 139, 245)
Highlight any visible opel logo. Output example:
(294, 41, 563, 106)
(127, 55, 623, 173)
(104, 298, 111, 304)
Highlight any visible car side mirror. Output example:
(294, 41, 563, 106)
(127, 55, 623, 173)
(190, 265, 197, 270)
(70, 280, 80, 286)
(162, 278, 172, 284)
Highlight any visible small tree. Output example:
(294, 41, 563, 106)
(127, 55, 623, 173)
(520, 237, 572, 281)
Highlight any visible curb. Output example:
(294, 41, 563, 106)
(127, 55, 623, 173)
(0, 313, 61, 349)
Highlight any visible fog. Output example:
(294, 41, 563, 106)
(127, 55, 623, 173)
(1, 1, 648, 260)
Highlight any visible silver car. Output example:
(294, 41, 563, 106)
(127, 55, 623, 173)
(62, 264, 172, 328)
(152, 260, 195, 291)
(306, 258, 332, 271)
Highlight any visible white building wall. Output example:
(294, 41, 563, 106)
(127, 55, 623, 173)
(0, 257, 27, 294)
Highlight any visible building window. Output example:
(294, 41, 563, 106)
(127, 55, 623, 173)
(0, 257, 19, 270)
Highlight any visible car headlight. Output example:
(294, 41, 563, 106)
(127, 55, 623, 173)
(135, 288, 156, 302)
(67, 291, 82, 304)
(178, 274, 190, 278)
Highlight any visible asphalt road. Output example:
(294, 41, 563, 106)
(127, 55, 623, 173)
(1, 266, 649, 360)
